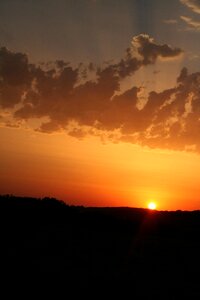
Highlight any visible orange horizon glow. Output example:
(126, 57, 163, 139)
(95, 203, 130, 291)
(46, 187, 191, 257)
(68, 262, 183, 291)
(2, 1, 200, 213)
(1, 127, 200, 211)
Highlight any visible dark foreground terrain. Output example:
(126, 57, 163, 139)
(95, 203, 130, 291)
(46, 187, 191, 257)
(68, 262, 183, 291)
(1, 195, 200, 296)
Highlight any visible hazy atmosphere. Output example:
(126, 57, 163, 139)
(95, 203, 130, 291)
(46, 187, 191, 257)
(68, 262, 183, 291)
(1, 0, 200, 210)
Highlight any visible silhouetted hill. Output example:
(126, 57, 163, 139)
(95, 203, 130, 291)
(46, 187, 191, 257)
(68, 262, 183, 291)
(1, 195, 200, 296)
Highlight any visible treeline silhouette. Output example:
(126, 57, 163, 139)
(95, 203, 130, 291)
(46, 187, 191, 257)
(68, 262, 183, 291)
(1, 194, 200, 296)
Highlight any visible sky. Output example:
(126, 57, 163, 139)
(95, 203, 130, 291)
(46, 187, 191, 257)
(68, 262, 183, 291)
(1, 0, 200, 210)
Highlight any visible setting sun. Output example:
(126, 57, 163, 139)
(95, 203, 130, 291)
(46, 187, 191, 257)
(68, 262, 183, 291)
(2, 0, 200, 212)
(148, 202, 157, 210)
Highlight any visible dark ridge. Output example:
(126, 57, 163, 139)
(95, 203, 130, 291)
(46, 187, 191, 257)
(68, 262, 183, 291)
(1, 194, 200, 296)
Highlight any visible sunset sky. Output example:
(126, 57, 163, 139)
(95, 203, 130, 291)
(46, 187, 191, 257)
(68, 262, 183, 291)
(1, 0, 200, 210)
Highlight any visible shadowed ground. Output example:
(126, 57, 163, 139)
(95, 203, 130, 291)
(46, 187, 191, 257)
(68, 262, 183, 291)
(0, 195, 200, 296)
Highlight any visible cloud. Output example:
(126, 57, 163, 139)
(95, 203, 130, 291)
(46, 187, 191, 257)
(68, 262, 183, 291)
(0, 47, 33, 108)
(180, 15, 200, 30)
(180, 0, 200, 14)
(145, 68, 200, 152)
(1, 35, 194, 153)
(163, 19, 178, 24)
(131, 34, 183, 64)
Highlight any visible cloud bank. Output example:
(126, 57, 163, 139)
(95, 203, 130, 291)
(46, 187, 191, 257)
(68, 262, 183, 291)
(3, 34, 200, 153)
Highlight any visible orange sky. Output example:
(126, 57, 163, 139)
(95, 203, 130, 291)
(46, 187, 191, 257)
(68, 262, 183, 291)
(1, 126, 200, 210)
(1, 1, 200, 210)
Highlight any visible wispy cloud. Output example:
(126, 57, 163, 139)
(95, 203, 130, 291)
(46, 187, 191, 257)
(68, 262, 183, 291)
(181, 15, 200, 30)
(180, 0, 200, 14)
(163, 19, 178, 24)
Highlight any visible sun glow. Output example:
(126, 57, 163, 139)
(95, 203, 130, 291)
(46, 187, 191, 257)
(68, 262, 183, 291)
(148, 202, 157, 210)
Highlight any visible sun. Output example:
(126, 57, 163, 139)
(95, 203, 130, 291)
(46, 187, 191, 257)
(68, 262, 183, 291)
(148, 202, 157, 210)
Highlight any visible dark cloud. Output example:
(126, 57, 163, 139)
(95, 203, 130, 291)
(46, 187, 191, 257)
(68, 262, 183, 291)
(98, 86, 139, 131)
(112, 34, 183, 78)
(0, 47, 33, 108)
(68, 128, 87, 139)
(2, 35, 196, 153)
(131, 34, 183, 65)
(139, 68, 200, 152)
